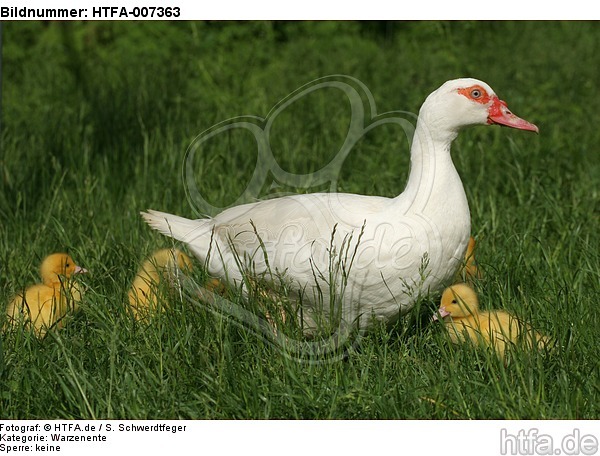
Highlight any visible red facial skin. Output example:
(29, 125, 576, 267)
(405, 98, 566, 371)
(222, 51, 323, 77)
(458, 85, 539, 133)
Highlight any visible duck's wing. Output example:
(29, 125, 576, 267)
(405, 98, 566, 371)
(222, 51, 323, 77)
(144, 193, 393, 283)
(142, 209, 213, 244)
(212, 192, 392, 248)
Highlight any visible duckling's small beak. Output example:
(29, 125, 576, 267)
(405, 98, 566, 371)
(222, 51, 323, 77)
(432, 306, 450, 321)
(74, 265, 88, 274)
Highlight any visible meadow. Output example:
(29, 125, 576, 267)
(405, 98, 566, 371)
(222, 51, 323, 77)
(0, 21, 598, 419)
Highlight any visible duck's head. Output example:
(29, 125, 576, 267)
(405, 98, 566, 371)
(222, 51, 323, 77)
(434, 283, 480, 321)
(420, 78, 538, 139)
(40, 253, 88, 285)
(152, 248, 193, 274)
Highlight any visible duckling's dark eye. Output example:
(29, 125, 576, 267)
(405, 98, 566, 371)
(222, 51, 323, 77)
(451, 299, 457, 304)
(470, 89, 481, 99)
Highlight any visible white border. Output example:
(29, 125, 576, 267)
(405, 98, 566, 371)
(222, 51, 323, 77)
(0, 0, 594, 20)
(1, 420, 599, 456)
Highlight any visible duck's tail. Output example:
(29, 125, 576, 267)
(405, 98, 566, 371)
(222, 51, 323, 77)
(141, 210, 211, 244)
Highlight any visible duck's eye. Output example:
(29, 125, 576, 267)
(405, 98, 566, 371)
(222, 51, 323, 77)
(470, 89, 482, 99)
(451, 299, 457, 304)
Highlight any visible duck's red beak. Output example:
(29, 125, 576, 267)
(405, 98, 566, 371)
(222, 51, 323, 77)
(488, 97, 539, 133)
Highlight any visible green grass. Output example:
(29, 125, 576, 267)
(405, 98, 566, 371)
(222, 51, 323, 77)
(0, 21, 599, 419)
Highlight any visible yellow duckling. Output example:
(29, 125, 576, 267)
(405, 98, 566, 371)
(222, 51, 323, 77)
(128, 248, 193, 319)
(434, 283, 550, 358)
(6, 253, 88, 336)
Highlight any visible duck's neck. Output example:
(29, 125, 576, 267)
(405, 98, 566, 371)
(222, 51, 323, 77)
(45, 275, 71, 289)
(397, 118, 463, 213)
(43, 274, 61, 286)
(456, 307, 480, 320)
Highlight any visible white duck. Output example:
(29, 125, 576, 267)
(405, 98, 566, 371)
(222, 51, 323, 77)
(142, 78, 537, 334)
